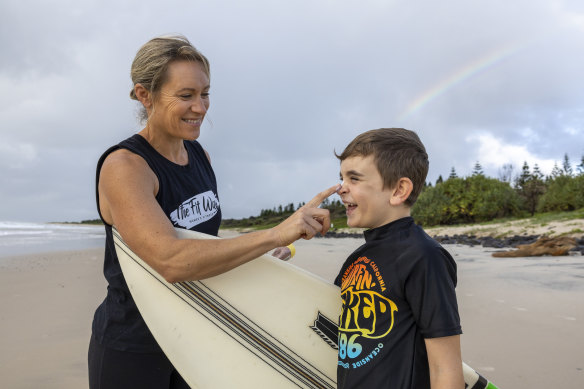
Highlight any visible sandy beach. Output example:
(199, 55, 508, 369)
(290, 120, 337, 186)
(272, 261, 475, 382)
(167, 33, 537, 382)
(1, 231, 583, 388)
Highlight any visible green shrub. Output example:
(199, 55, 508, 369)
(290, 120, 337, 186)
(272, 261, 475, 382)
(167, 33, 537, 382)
(413, 176, 521, 226)
(538, 175, 584, 212)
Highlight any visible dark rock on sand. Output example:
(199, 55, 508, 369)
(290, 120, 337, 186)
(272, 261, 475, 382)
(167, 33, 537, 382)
(320, 231, 362, 239)
(321, 229, 584, 256)
(492, 236, 577, 257)
(432, 234, 539, 248)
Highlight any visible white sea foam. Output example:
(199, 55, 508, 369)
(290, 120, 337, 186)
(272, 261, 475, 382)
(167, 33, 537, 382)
(0, 221, 48, 230)
(0, 221, 105, 257)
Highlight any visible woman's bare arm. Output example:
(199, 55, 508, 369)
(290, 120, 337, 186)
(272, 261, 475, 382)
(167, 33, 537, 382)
(99, 149, 338, 282)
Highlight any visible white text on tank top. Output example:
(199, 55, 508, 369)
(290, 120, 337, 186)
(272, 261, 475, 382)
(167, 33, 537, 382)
(170, 191, 220, 229)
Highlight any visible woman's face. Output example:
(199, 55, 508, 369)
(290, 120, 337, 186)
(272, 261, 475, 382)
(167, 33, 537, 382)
(148, 60, 210, 141)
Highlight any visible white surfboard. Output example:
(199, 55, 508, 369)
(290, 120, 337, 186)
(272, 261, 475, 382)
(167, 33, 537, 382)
(114, 227, 339, 389)
(113, 227, 498, 389)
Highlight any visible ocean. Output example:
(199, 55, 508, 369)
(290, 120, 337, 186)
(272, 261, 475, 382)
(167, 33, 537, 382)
(0, 221, 105, 258)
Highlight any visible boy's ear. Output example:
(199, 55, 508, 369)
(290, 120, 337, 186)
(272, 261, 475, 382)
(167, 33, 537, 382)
(389, 177, 413, 206)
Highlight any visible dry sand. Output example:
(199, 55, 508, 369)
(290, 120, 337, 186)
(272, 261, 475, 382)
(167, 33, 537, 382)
(1, 231, 583, 388)
(424, 217, 584, 238)
(0, 248, 106, 389)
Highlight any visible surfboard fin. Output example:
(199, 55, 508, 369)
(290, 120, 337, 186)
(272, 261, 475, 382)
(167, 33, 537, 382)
(310, 311, 339, 350)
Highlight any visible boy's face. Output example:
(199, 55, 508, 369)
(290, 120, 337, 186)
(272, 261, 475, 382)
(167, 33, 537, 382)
(338, 155, 395, 229)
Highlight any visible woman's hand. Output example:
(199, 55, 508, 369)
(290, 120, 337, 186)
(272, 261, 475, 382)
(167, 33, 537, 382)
(271, 184, 341, 247)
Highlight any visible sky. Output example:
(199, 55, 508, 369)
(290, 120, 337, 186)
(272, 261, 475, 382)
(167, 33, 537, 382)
(1, 0, 583, 222)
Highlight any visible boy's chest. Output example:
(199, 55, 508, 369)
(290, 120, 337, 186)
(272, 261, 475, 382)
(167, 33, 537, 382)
(336, 249, 418, 375)
(337, 250, 405, 333)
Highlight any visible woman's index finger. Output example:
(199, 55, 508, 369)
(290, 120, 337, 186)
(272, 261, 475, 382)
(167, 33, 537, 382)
(305, 184, 342, 208)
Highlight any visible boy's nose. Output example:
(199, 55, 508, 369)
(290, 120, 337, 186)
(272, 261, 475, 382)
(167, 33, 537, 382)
(337, 181, 347, 194)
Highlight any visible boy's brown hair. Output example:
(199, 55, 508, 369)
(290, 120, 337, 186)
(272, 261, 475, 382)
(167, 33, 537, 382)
(336, 128, 429, 206)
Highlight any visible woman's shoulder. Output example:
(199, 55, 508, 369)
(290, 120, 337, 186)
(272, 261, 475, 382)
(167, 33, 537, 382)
(103, 147, 145, 164)
(99, 134, 150, 169)
(100, 147, 155, 183)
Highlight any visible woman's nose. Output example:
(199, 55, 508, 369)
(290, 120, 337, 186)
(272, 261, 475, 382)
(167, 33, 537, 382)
(192, 96, 208, 113)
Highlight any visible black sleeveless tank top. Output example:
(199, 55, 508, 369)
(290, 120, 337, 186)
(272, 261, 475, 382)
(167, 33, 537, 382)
(92, 134, 221, 352)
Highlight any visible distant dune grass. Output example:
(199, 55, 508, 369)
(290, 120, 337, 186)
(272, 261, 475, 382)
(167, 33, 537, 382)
(220, 208, 584, 237)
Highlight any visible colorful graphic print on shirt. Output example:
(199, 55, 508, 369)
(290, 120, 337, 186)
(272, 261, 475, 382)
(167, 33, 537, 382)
(338, 256, 398, 369)
(170, 190, 220, 229)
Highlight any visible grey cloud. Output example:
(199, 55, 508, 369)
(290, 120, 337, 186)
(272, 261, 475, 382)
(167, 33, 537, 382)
(1, 0, 583, 221)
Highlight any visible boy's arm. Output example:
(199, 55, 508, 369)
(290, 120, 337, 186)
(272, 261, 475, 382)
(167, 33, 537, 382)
(425, 335, 464, 389)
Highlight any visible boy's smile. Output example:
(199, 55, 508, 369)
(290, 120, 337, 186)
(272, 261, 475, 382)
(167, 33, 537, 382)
(338, 155, 396, 229)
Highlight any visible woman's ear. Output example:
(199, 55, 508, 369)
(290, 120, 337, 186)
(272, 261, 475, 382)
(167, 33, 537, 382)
(389, 177, 413, 206)
(134, 84, 152, 109)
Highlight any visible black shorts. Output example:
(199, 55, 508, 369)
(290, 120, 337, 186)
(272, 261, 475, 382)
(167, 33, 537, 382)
(88, 336, 190, 389)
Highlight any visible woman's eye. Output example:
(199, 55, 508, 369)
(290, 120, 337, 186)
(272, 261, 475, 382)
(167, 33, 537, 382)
(180, 94, 192, 99)
(202, 92, 210, 98)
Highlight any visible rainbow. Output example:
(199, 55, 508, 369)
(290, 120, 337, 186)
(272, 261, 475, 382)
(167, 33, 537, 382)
(398, 43, 524, 120)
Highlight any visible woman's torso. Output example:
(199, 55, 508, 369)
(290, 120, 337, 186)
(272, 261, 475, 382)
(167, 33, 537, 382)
(92, 134, 221, 352)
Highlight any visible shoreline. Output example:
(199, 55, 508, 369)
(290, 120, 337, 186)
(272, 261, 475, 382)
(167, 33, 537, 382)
(224, 217, 584, 255)
(223, 215, 584, 239)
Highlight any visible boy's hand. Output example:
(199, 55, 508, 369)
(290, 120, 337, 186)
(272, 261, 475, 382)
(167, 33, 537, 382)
(271, 244, 295, 261)
(271, 184, 341, 246)
(272, 246, 292, 260)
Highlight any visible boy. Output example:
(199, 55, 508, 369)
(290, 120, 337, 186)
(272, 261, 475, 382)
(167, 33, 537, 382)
(334, 128, 464, 389)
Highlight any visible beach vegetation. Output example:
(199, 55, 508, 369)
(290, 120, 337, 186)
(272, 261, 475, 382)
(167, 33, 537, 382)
(412, 174, 521, 225)
(495, 230, 514, 239)
(221, 198, 350, 230)
(514, 161, 546, 216)
(537, 174, 584, 212)
(413, 154, 584, 227)
(57, 219, 103, 225)
(223, 153, 584, 231)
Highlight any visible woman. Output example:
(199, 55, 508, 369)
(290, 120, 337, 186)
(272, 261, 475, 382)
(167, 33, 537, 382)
(88, 35, 338, 389)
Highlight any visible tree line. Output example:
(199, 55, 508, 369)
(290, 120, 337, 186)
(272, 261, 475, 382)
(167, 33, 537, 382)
(222, 153, 584, 229)
(221, 199, 350, 228)
(412, 153, 584, 226)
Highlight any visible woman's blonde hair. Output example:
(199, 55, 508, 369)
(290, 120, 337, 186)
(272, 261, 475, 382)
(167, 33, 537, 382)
(130, 35, 210, 121)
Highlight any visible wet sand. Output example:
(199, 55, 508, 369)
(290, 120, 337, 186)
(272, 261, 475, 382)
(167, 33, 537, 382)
(1, 234, 583, 388)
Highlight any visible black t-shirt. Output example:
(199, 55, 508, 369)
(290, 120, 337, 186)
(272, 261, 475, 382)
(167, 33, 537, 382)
(334, 217, 462, 389)
(92, 134, 221, 352)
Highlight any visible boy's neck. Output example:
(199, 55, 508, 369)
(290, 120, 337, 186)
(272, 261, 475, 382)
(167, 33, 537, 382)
(388, 207, 411, 224)
(371, 206, 411, 229)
